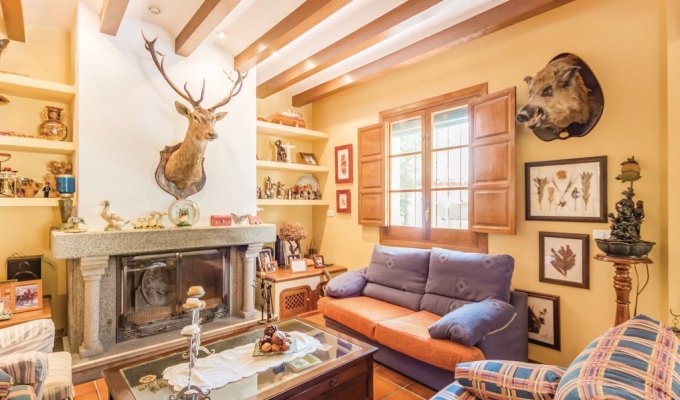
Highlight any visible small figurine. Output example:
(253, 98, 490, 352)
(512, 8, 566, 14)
(264, 176, 274, 199)
(63, 216, 88, 233)
(42, 182, 51, 198)
(274, 140, 287, 162)
(176, 208, 191, 227)
(100, 200, 129, 231)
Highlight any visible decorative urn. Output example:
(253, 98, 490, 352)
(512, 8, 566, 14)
(39, 106, 68, 141)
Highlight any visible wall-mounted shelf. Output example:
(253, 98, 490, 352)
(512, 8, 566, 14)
(0, 198, 60, 207)
(0, 72, 75, 102)
(0, 135, 76, 155)
(256, 160, 329, 173)
(257, 199, 329, 206)
(256, 121, 329, 142)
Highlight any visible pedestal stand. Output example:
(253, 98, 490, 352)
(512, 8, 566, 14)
(595, 254, 652, 327)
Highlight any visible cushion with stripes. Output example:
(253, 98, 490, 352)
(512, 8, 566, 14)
(555, 314, 680, 400)
(0, 369, 14, 397)
(455, 360, 565, 399)
(6, 385, 37, 400)
(431, 381, 481, 400)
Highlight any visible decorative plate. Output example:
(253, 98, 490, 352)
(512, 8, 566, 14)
(295, 175, 320, 192)
(168, 199, 199, 227)
(252, 337, 298, 357)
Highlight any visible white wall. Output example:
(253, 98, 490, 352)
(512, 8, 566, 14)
(75, 3, 256, 230)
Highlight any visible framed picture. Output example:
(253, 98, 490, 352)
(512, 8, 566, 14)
(257, 248, 277, 273)
(0, 281, 12, 314)
(517, 290, 560, 350)
(299, 152, 318, 165)
(313, 255, 325, 268)
(11, 279, 43, 313)
(337, 189, 351, 213)
(335, 144, 353, 184)
(525, 156, 607, 222)
(287, 254, 302, 268)
(281, 240, 301, 267)
(290, 259, 307, 272)
(539, 232, 590, 289)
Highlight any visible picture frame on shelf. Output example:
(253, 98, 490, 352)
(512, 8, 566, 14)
(313, 255, 325, 268)
(287, 254, 302, 268)
(281, 240, 302, 267)
(539, 232, 590, 289)
(290, 259, 307, 272)
(517, 289, 560, 350)
(299, 152, 318, 165)
(257, 248, 276, 273)
(337, 189, 351, 213)
(11, 279, 43, 313)
(525, 156, 607, 222)
(335, 144, 353, 184)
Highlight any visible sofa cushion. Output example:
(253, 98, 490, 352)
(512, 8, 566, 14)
(366, 245, 430, 294)
(317, 296, 415, 340)
(0, 369, 13, 398)
(6, 385, 37, 400)
(432, 382, 481, 400)
(374, 310, 485, 371)
(325, 268, 367, 298)
(44, 352, 74, 400)
(426, 248, 514, 304)
(428, 299, 516, 346)
(420, 293, 472, 317)
(363, 283, 423, 311)
(555, 315, 680, 400)
(456, 360, 565, 400)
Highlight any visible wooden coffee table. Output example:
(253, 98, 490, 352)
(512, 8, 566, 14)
(104, 318, 376, 400)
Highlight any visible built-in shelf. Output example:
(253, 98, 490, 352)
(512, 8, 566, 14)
(256, 121, 329, 141)
(0, 135, 76, 154)
(257, 199, 329, 206)
(0, 72, 75, 102)
(256, 160, 329, 173)
(0, 198, 60, 207)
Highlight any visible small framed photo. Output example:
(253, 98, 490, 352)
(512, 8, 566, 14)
(313, 255, 325, 268)
(257, 248, 276, 273)
(335, 144, 353, 184)
(517, 290, 560, 351)
(336, 189, 351, 213)
(11, 279, 43, 313)
(299, 152, 318, 165)
(281, 240, 301, 267)
(287, 254, 302, 269)
(525, 156, 607, 222)
(539, 232, 589, 289)
(290, 259, 307, 272)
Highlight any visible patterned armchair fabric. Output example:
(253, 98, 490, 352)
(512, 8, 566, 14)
(0, 320, 54, 358)
(0, 352, 48, 399)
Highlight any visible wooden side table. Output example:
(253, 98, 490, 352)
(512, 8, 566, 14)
(594, 254, 652, 326)
(0, 296, 52, 329)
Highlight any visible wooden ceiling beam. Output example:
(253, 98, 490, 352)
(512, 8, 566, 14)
(99, 0, 129, 36)
(0, 0, 25, 42)
(292, 0, 574, 107)
(235, 0, 351, 71)
(257, 0, 443, 99)
(175, 0, 241, 57)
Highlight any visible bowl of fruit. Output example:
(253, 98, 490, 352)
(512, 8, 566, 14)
(253, 324, 297, 356)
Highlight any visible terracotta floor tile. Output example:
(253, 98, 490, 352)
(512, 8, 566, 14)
(373, 375, 403, 399)
(74, 381, 97, 397)
(74, 392, 100, 400)
(405, 381, 437, 399)
(95, 378, 109, 399)
(374, 364, 413, 388)
(385, 388, 427, 400)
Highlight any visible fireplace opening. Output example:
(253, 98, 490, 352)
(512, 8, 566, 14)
(116, 248, 229, 343)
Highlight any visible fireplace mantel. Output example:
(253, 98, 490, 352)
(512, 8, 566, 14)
(51, 224, 276, 259)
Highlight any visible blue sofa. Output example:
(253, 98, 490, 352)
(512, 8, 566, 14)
(319, 245, 528, 390)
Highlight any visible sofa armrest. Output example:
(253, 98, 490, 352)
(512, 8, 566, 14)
(476, 290, 528, 361)
(432, 382, 480, 400)
(325, 267, 368, 298)
(0, 319, 55, 358)
(0, 351, 49, 399)
(455, 360, 564, 399)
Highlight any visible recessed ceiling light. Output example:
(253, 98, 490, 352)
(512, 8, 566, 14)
(148, 6, 161, 15)
(217, 31, 226, 39)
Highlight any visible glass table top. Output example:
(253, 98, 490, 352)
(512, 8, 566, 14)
(118, 319, 361, 399)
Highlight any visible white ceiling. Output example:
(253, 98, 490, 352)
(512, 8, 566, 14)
(13, 0, 507, 101)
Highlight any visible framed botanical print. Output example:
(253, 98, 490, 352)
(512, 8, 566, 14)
(517, 289, 561, 350)
(335, 144, 353, 184)
(525, 156, 607, 222)
(539, 232, 590, 289)
(336, 189, 351, 213)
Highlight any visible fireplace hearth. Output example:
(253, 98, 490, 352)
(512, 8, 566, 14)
(116, 249, 229, 342)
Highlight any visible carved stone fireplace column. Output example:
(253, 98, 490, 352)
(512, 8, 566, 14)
(79, 256, 108, 358)
(240, 243, 263, 319)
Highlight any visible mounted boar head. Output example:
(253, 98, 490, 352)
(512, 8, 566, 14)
(516, 53, 603, 141)
(143, 34, 244, 199)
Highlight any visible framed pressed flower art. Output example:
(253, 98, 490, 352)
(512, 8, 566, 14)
(525, 156, 607, 222)
(539, 232, 589, 289)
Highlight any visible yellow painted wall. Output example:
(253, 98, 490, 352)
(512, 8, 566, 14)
(668, 0, 680, 322)
(0, 26, 73, 332)
(312, 0, 669, 366)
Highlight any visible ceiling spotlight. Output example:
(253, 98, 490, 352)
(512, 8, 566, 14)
(148, 6, 161, 15)
(217, 31, 226, 39)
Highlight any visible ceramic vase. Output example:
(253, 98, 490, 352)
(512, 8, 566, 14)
(39, 106, 68, 141)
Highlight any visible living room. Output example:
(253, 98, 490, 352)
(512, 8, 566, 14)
(0, 0, 678, 399)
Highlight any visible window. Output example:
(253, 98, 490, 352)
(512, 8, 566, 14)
(357, 84, 516, 252)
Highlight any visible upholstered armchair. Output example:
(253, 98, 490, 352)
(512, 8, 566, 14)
(0, 319, 74, 400)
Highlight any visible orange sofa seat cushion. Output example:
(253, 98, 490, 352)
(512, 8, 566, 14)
(374, 310, 485, 372)
(317, 296, 415, 339)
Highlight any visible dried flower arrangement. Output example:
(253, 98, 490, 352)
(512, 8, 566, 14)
(279, 222, 306, 242)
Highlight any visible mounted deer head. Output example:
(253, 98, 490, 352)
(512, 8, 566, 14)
(143, 34, 244, 199)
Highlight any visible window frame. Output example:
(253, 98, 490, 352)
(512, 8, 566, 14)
(378, 84, 489, 253)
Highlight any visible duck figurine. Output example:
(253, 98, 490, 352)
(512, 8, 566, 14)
(100, 200, 129, 231)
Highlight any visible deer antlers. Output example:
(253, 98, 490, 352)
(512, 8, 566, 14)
(142, 33, 244, 110)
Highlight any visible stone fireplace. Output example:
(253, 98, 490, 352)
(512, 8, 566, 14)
(51, 224, 276, 359)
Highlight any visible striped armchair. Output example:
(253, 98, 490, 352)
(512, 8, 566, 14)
(0, 319, 73, 400)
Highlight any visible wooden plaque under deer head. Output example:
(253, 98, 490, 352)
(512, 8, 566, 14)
(143, 34, 245, 199)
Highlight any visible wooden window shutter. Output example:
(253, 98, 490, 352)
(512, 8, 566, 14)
(469, 88, 516, 235)
(358, 123, 387, 226)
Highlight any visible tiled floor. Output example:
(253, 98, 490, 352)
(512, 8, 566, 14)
(73, 313, 437, 400)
